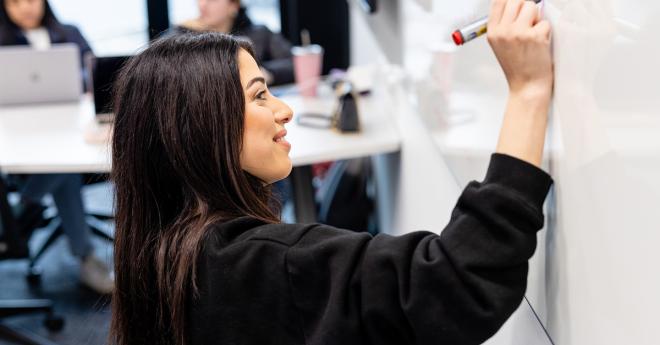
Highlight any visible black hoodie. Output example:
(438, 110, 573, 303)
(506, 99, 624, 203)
(188, 154, 553, 345)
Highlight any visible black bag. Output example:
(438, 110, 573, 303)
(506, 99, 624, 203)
(332, 83, 361, 133)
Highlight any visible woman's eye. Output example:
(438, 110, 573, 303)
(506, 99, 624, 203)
(256, 90, 267, 101)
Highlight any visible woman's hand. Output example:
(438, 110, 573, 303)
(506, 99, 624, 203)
(488, 0, 553, 99)
(488, 0, 554, 168)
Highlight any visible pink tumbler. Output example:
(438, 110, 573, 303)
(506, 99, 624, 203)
(292, 44, 324, 97)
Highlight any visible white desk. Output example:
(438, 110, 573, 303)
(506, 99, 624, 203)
(285, 93, 401, 167)
(0, 90, 400, 173)
(0, 87, 401, 222)
(0, 97, 108, 174)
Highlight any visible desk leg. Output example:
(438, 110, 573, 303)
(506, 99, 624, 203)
(0, 177, 20, 250)
(371, 152, 401, 234)
(290, 166, 317, 223)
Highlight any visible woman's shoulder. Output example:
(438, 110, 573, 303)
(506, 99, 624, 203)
(207, 217, 311, 248)
(178, 19, 206, 33)
(237, 24, 276, 40)
(206, 217, 368, 250)
(56, 23, 83, 35)
(49, 23, 87, 44)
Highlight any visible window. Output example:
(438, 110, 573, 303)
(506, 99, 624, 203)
(49, 0, 149, 56)
(169, 0, 281, 33)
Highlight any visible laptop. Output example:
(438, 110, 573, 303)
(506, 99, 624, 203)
(0, 43, 82, 106)
(86, 55, 131, 123)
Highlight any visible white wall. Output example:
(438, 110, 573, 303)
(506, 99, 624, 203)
(349, 0, 388, 66)
(50, 0, 148, 56)
(349, 0, 462, 236)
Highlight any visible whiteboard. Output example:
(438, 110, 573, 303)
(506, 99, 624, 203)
(395, 0, 660, 344)
(543, 0, 660, 344)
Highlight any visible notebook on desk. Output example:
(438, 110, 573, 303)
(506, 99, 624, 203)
(86, 55, 131, 123)
(0, 44, 82, 106)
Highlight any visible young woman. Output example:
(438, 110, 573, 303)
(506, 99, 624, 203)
(110, 0, 553, 344)
(0, 0, 113, 294)
(176, 0, 294, 86)
(0, 0, 90, 61)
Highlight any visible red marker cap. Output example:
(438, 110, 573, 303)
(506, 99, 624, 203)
(452, 31, 464, 46)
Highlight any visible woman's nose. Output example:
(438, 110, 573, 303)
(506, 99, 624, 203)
(274, 98, 293, 124)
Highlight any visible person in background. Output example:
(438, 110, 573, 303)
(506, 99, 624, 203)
(177, 0, 294, 86)
(0, 0, 113, 295)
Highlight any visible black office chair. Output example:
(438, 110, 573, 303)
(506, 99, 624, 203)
(26, 174, 114, 286)
(25, 210, 114, 285)
(0, 177, 65, 345)
(315, 158, 376, 234)
(3, 174, 114, 285)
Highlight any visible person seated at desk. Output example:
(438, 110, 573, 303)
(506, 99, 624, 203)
(175, 0, 294, 86)
(109, 0, 554, 343)
(0, 0, 113, 294)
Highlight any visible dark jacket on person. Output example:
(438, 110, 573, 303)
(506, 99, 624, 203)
(175, 7, 294, 86)
(0, 23, 92, 65)
(189, 154, 553, 345)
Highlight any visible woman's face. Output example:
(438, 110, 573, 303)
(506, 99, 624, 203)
(238, 49, 294, 184)
(4, 0, 45, 30)
(198, 0, 239, 30)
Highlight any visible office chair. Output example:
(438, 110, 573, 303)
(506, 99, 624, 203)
(26, 179, 114, 286)
(1, 174, 114, 285)
(26, 211, 113, 285)
(0, 177, 65, 345)
(315, 158, 376, 234)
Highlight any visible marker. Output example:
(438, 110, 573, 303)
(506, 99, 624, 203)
(452, 0, 543, 46)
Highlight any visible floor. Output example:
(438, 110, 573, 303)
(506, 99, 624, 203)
(1, 183, 114, 345)
(0, 225, 113, 345)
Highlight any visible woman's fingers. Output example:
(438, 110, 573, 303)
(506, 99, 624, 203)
(517, 1, 540, 27)
(487, 0, 553, 95)
(489, 0, 508, 27)
(501, 0, 525, 24)
(534, 20, 552, 41)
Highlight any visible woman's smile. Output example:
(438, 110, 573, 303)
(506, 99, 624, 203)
(273, 129, 291, 151)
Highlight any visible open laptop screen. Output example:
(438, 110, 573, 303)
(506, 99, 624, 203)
(88, 55, 131, 116)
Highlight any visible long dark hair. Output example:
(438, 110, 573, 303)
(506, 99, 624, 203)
(110, 32, 279, 345)
(0, 0, 63, 45)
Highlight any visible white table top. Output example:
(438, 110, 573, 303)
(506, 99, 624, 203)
(0, 88, 401, 174)
(285, 89, 401, 167)
(0, 97, 109, 174)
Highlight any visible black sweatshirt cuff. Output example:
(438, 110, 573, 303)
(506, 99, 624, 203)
(483, 154, 553, 209)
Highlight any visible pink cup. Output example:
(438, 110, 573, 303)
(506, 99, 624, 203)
(292, 45, 324, 97)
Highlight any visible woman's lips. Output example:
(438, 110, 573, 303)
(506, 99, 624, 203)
(274, 129, 291, 151)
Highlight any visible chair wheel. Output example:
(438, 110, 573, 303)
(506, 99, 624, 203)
(44, 314, 65, 332)
(26, 268, 42, 286)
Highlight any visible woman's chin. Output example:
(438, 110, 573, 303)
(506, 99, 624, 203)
(275, 164, 293, 183)
(278, 162, 294, 183)
(261, 163, 293, 185)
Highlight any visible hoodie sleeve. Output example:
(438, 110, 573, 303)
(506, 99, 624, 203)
(286, 153, 553, 345)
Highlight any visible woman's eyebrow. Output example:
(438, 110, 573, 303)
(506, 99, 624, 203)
(246, 77, 266, 89)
